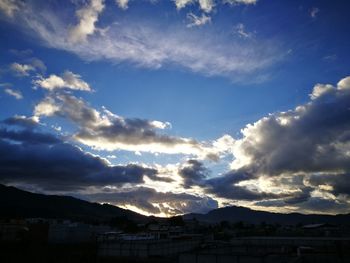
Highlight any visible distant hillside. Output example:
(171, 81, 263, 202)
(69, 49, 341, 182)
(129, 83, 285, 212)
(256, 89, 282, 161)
(0, 184, 148, 223)
(184, 206, 350, 225)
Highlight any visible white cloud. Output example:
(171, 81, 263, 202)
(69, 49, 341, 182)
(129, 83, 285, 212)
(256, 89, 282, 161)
(116, 0, 130, 10)
(7, 1, 280, 81)
(198, 0, 214, 13)
(69, 0, 105, 43)
(34, 71, 91, 91)
(175, 0, 214, 13)
(310, 83, 333, 100)
(174, 0, 193, 10)
(186, 12, 211, 27)
(234, 23, 253, 38)
(176, 0, 255, 13)
(224, 0, 257, 5)
(4, 88, 23, 99)
(34, 97, 60, 117)
(10, 62, 35, 76)
(0, 0, 20, 17)
(337, 76, 350, 90)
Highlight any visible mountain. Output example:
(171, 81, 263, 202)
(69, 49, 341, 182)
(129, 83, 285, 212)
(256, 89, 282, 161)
(184, 206, 350, 225)
(0, 184, 148, 223)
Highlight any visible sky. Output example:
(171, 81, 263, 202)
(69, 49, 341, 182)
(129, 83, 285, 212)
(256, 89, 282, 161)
(0, 0, 350, 217)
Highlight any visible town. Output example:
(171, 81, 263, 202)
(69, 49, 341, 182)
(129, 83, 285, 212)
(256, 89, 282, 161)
(1, 216, 350, 263)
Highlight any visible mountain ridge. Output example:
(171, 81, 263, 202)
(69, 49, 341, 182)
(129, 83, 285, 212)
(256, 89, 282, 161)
(0, 184, 149, 222)
(184, 205, 350, 225)
(2, 184, 350, 225)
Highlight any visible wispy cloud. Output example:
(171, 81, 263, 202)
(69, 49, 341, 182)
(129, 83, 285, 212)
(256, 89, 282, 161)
(175, 0, 257, 13)
(310, 7, 320, 18)
(2, 1, 281, 82)
(234, 23, 254, 39)
(10, 62, 35, 77)
(4, 88, 23, 99)
(186, 12, 211, 27)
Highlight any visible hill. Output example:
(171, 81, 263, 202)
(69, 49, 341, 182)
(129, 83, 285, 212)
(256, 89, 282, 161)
(0, 184, 149, 223)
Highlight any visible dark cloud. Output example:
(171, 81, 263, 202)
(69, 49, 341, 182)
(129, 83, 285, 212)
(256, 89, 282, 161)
(86, 186, 218, 215)
(233, 80, 350, 176)
(34, 93, 203, 154)
(0, 124, 157, 191)
(0, 128, 61, 145)
(2, 115, 39, 129)
(297, 197, 349, 214)
(205, 170, 282, 201)
(308, 173, 350, 196)
(255, 197, 350, 214)
(203, 77, 350, 210)
(179, 159, 209, 188)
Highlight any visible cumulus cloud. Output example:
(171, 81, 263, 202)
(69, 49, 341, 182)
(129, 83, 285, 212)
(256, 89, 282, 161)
(86, 186, 218, 216)
(0, 122, 157, 191)
(186, 12, 211, 27)
(69, 0, 105, 43)
(231, 76, 350, 176)
(34, 71, 91, 91)
(4, 88, 22, 99)
(202, 76, 350, 211)
(10, 62, 35, 77)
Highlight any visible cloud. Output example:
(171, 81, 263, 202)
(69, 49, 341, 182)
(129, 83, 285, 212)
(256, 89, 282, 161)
(186, 12, 211, 28)
(69, 0, 105, 43)
(205, 170, 284, 201)
(179, 159, 209, 188)
(4, 88, 22, 99)
(10, 1, 282, 81)
(0, 122, 157, 191)
(116, 0, 129, 10)
(224, 0, 257, 5)
(10, 62, 35, 77)
(2, 115, 39, 128)
(174, 0, 194, 10)
(0, 0, 20, 17)
(310, 7, 320, 18)
(234, 23, 253, 39)
(34, 93, 224, 158)
(308, 173, 350, 197)
(198, 0, 215, 13)
(86, 186, 218, 215)
(34, 71, 91, 91)
(176, 0, 257, 13)
(230, 76, 350, 176)
(200, 76, 350, 211)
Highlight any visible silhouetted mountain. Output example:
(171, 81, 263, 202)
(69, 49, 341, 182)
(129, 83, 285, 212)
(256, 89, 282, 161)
(184, 206, 350, 225)
(0, 184, 148, 223)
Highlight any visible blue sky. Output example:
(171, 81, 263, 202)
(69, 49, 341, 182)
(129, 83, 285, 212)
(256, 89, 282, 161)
(0, 0, 350, 216)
